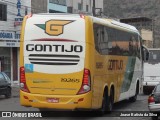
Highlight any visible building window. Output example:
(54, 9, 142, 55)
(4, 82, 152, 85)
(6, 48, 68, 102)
(86, 5, 88, 12)
(49, 9, 64, 13)
(0, 4, 7, 21)
(78, 3, 82, 10)
(49, 0, 66, 6)
(67, 7, 73, 13)
(25, 7, 28, 15)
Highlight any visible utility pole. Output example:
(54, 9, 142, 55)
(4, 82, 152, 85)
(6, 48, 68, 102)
(92, 0, 95, 16)
(152, 19, 155, 48)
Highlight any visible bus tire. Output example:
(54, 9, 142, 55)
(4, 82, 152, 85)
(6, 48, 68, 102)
(129, 83, 139, 102)
(106, 88, 114, 113)
(143, 86, 149, 95)
(99, 89, 108, 115)
(97, 88, 114, 116)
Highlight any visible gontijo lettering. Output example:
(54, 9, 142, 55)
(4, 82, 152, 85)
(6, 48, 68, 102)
(108, 60, 123, 70)
(26, 44, 83, 53)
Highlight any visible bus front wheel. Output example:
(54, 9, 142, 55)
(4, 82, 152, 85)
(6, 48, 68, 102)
(129, 83, 139, 102)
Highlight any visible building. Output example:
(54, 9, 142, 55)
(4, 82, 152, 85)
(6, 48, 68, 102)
(141, 29, 153, 48)
(67, 0, 103, 15)
(31, 0, 103, 16)
(0, 0, 31, 85)
(31, 0, 67, 13)
(0, 0, 103, 85)
(120, 17, 154, 48)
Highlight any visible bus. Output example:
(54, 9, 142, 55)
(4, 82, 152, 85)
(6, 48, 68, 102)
(143, 48, 160, 94)
(20, 14, 145, 113)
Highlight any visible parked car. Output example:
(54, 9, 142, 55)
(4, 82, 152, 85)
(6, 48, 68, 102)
(148, 84, 160, 120)
(0, 72, 11, 98)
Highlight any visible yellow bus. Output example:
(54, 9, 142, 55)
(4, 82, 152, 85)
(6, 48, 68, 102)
(20, 14, 145, 113)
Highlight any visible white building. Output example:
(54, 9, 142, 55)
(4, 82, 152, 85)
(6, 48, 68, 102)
(0, 0, 31, 85)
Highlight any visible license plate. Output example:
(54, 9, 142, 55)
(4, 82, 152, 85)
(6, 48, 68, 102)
(47, 98, 59, 103)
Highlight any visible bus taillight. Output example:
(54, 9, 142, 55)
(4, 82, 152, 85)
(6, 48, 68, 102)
(77, 68, 91, 95)
(20, 66, 30, 93)
(80, 14, 85, 19)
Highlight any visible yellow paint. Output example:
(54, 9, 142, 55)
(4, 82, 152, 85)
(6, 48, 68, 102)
(20, 15, 137, 110)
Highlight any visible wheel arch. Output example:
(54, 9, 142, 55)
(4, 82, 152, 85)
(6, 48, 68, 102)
(103, 83, 115, 102)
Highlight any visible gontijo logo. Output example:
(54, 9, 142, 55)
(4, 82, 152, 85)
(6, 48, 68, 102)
(35, 20, 74, 36)
(26, 20, 83, 66)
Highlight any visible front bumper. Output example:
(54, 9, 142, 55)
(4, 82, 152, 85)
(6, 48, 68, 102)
(20, 90, 92, 110)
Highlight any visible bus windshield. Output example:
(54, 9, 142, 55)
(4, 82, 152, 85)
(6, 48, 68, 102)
(147, 50, 160, 64)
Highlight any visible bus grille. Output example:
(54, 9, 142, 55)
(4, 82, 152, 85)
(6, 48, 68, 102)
(28, 54, 80, 65)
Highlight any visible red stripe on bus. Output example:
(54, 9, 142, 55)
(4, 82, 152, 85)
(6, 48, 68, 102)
(31, 38, 78, 42)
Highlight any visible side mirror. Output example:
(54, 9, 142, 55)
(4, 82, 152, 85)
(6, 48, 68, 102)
(142, 45, 149, 61)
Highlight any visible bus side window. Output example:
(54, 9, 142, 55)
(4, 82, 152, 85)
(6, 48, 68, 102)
(94, 24, 100, 52)
(129, 35, 138, 56)
(135, 34, 141, 58)
(93, 24, 109, 55)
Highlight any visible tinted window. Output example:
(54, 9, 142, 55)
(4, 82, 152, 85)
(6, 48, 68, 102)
(0, 4, 7, 21)
(86, 5, 88, 12)
(78, 3, 82, 10)
(155, 85, 160, 92)
(0, 73, 5, 81)
(147, 50, 160, 64)
(2, 73, 10, 82)
(49, 0, 66, 6)
(94, 23, 140, 57)
(94, 24, 109, 55)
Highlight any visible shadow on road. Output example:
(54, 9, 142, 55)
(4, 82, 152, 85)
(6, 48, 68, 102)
(33, 96, 148, 118)
(0, 95, 6, 100)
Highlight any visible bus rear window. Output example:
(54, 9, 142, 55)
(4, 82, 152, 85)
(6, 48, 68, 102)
(147, 50, 160, 64)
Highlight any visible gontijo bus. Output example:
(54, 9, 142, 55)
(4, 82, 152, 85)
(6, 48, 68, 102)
(20, 14, 144, 113)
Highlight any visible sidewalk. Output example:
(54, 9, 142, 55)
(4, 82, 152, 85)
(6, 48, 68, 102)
(12, 85, 20, 97)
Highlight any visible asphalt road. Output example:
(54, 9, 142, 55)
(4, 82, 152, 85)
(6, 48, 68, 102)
(0, 86, 155, 120)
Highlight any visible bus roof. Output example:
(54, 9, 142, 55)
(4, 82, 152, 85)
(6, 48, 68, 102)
(32, 13, 82, 18)
(31, 13, 139, 34)
(91, 16, 139, 34)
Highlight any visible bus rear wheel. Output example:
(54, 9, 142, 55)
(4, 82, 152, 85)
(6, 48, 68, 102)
(106, 89, 114, 113)
(101, 90, 113, 113)
(99, 90, 108, 115)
